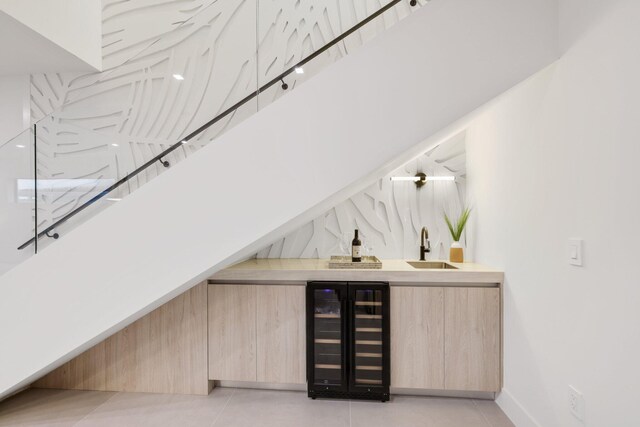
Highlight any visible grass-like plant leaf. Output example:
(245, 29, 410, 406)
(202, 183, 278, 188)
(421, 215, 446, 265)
(444, 207, 471, 242)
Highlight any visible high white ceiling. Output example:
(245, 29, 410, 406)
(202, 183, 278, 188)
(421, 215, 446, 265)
(0, 11, 98, 76)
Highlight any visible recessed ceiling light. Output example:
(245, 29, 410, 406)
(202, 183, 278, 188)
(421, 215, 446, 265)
(106, 197, 122, 202)
(294, 67, 304, 74)
(15, 144, 25, 148)
(173, 74, 185, 81)
(111, 143, 119, 147)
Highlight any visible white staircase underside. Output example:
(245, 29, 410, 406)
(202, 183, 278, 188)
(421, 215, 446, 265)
(0, 0, 558, 399)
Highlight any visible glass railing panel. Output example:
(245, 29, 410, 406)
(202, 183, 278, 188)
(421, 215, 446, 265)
(30, 114, 229, 251)
(256, 0, 426, 110)
(0, 128, 36, 276)
(15, 0, 259, 252)
(31, 117, 147, 251)
(46, 1, 259, 145)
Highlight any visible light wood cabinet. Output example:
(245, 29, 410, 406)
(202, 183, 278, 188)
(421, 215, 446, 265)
(208, 284, 257, 382)
(390, 287, 444, 389)
(444, 287, 500, 392)
(256, 285, 306, 384)
(208, 284, 306, 384)
(34, 283, 210, 395)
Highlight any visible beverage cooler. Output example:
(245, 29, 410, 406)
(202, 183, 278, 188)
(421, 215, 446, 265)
(306, 281, 390, 401)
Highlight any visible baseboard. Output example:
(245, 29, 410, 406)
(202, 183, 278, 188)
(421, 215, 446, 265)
(215, 381, 306, 391)
(391, 387, 495, 400)
(496, 388, 542, 427)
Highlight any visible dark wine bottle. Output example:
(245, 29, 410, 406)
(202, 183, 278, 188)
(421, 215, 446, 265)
(352, 229, 362, 262)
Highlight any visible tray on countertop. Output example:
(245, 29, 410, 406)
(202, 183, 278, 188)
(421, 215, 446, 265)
(328, 256, 382, 269)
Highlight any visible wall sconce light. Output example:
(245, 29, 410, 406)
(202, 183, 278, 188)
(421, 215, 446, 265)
(390, 173, 455, 188)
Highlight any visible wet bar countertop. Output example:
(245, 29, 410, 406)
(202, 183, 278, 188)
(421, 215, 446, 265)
(209, 259, 503, 287)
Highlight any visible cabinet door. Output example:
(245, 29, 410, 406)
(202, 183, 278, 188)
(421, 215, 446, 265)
(208, 285, 257, 382)
(256, 285, 306, 384)
(444, 287, 500, 392)
(390, 287, 444, 389)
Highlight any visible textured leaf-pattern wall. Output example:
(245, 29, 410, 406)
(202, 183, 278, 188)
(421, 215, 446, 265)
(256, 132, 467, 260)
(27, 0, 426, 238)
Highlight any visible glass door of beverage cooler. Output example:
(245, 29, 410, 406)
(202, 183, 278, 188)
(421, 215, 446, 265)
(349, 283, 390, 401)
(306, 282, 348, 397)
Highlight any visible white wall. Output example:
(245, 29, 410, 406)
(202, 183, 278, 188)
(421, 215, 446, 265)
(0, 0, 102, 71)
(466, 1, 640, 425)
(0, 0, 558, 399)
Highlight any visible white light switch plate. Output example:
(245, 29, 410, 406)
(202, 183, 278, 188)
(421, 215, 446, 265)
(568, 239, 583, 266)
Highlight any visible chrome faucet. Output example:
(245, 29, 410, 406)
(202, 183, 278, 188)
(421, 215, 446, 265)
(420, 226, 431, 261)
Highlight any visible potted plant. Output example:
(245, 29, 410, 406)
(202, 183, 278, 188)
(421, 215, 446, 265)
(444, 207, 471, 263)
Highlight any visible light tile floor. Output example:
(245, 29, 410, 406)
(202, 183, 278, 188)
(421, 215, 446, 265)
(0, 388, 515, 427)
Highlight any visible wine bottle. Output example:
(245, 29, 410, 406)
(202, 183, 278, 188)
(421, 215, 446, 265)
(352, 229, 362, 262)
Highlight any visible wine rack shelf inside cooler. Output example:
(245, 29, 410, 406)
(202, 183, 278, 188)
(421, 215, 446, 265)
(353, 287, 385, 391)
(311, 286, 343, 387)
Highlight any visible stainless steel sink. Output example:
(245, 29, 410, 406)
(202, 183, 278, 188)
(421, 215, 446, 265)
(406, 261, 458, 270)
